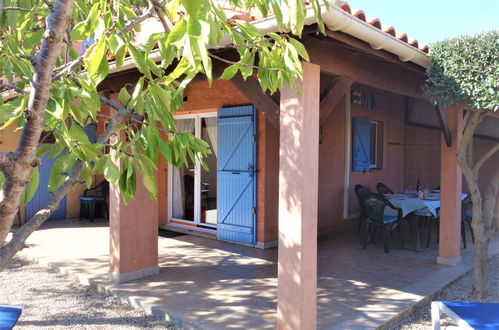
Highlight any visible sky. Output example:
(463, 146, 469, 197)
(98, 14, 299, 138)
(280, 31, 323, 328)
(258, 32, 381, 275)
(343, 0, 499, 46)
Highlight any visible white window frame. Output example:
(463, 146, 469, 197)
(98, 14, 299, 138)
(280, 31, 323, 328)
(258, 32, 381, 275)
(167, 112, 218, 229)
(369, 121, 380, 169)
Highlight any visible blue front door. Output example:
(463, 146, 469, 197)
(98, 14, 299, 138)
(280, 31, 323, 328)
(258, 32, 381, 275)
(25, 153, 67, 221)
(217, 106, 256, 244)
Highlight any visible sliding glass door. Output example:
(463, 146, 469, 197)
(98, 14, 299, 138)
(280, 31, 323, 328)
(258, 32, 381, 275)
(168, 113, 218, 229)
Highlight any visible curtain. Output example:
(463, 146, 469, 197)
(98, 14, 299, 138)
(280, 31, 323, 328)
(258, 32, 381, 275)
(172, 119, 195, 219)
(204, 117, 218, 157)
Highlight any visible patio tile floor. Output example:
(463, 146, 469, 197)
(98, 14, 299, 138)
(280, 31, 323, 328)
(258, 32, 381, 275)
(17, 219, 499, 329)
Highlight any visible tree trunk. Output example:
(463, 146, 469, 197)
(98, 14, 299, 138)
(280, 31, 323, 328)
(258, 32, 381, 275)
(457, 108, 499, 299)
(472, 233, 490, 298)
(0, 0, 75, 245)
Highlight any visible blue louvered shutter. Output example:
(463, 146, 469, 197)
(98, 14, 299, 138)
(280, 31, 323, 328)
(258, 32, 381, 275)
(84, 123, 96, 143)
(25, 152, 67, 221)
(352, 118, 372, 172)
(217, 106, 256, 244)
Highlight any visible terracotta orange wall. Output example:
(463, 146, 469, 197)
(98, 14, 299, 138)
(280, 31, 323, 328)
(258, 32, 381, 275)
(317, 92, 347, 230)
(346, 85, 406, 217)
(404, 125, 499, 194)
(256, 112, 280, 243)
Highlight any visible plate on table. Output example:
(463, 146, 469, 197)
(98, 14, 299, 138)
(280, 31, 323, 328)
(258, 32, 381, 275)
(424, 197, 440, 201)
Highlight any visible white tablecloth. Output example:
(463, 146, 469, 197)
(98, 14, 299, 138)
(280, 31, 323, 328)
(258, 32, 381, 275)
(386, 193, 467, 218)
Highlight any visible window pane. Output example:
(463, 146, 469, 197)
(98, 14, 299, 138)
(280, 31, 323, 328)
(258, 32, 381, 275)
(171, 118, 195, 221)
(200, 117, 217, 225)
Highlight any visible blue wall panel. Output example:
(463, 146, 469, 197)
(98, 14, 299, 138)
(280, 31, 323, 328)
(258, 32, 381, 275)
(217, 106, 256, 244)
(25, 152, 66, 221)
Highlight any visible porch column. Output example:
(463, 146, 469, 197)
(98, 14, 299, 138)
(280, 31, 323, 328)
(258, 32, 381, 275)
(277, 62, 320, 330)
(438, 106, 463, 266)
(108, 97, 159, 284)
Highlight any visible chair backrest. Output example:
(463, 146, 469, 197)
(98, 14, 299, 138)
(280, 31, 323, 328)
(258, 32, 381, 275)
(360, 193, 391, 223)
(462, 195, 472, 218)
(100, 181, 109, 197)
(376, 182, 394, 195)
(354, 184, 370, 207)
(83, 181, 109, 198)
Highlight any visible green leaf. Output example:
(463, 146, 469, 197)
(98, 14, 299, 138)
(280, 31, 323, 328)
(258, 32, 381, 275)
(103, 156, 120, 184)
(118, 87, 131, 106)
(181, 0, 202, 19)
(288, 38, 309, 61)
(79, 166, 93, 189)
(129, 77, 144, 109)
(86, 37, 108, 86)
(115, 45, 127, 69)
(128, 44, 151, 80)
(36, 144, 52, 158)
(220, 64, 239, 80)
(69, 122, 90, 144)
(48, 154, 77, 192)
(21, 168, 39, 204)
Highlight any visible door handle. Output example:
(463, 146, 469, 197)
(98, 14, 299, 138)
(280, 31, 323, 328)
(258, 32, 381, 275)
(232, 172, 241, 175)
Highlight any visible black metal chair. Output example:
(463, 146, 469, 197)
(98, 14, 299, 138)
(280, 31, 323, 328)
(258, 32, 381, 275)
(426, 196, 474, 248)
(360, 193, 404, 253)
(461, 196, 474, 248)
(79, 181, 109, 222)
(376, 182, 394, 195)
(354, 184, 370, 234)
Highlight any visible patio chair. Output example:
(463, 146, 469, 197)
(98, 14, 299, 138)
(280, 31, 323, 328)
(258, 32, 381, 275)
(360, 193, 404, 253)
(431, 301, 499, 329)
(354, 184, 370, 234)
(376, 182, 394, 195)
(426, 197, 474, 248)
(461, 196, 474, 248)
(79, 181, 109, 222)
(0, 305, 22, 330)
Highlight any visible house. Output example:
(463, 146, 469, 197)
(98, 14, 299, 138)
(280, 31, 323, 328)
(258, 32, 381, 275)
(1, 1, 498, 328)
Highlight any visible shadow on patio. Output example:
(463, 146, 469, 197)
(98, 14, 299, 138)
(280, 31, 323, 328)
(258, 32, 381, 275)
(18, 218, 499, 329)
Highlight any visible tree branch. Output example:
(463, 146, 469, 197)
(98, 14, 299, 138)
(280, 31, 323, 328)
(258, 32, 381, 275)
(20, 54, 39, 66)
(118, 3, 156, 38)
(208, 52, 280, 71)
(0, 6, 30, 11)
(150, 0, 172, 33)
(0, 93, 133, 269)
(473, 142, 499, 176)
(0, 0, 75, 247)
(457, 109, 486, 202)
(0, 84, 26, 95)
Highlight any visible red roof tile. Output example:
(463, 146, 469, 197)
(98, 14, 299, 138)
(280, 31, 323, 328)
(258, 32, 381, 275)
(338, 1, 428, 53)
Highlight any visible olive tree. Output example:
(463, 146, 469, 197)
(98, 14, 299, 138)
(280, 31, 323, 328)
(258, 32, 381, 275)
(0, 0, 328, 270)
(424, 30, 499, 298)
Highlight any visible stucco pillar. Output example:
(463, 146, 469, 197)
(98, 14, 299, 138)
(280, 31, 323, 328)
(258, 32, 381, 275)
(277, 62, 320, 330)
(108, 96, 159, 283)
(438, 106, 463, 266)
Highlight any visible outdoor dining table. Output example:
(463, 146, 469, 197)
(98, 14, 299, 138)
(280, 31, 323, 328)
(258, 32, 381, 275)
(384, 192, 467, 251)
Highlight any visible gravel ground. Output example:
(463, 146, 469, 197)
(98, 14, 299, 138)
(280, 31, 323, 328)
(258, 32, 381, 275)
(0, 257, 176, 329)
(388, 255, 499, 329)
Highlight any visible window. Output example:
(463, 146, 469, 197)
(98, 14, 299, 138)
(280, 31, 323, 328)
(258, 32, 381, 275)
(352, 118, 383, 171)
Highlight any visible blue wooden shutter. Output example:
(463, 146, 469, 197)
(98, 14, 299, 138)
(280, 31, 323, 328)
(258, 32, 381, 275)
(352, 118, 372, 172)
(217, 106, 256, 244)
(25, 152, 67, 221)
(84, 123, 96, 143)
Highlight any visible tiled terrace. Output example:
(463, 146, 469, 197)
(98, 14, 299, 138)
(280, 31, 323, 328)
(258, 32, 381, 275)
(17, 219, 499, 329)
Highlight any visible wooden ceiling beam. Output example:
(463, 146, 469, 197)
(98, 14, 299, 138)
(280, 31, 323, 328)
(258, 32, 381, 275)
(435, 104, 452, 147)
(231, 74, 280, 128)
(302, 35, 427, 99)
(320, 77, 353, 120)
